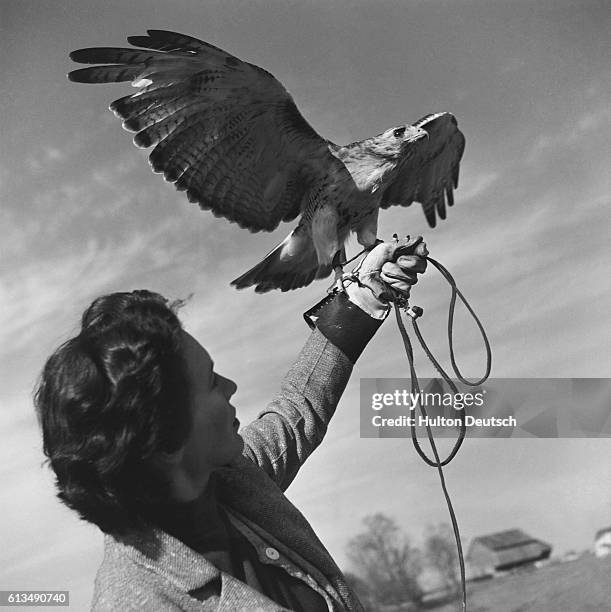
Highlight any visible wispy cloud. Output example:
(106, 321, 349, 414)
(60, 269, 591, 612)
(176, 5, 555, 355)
(453, 168, 500, 203)
(0, 218, 189, 359)
(526, 105, 611, 164)
(90, 152, 140, 187)
(25, 145, 67, 173)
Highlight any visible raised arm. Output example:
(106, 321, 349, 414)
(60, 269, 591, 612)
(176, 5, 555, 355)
(239, 237, 428, 490)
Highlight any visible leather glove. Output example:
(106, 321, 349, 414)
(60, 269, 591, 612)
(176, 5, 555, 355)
(353, 236, 428, 303)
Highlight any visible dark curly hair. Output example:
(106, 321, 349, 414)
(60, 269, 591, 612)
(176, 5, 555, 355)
(34, 290, 192, 534)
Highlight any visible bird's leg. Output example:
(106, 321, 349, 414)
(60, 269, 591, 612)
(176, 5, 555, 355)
(341, 238, 385, 268)
(326, 239, 386, 294)
(327, 250, 346, 294)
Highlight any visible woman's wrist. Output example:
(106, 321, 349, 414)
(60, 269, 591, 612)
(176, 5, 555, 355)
(344, 278, 390, 320)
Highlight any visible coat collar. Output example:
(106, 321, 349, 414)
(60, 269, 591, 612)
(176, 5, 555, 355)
(106, 527, 287, 610)
(108, 527, 218, 592)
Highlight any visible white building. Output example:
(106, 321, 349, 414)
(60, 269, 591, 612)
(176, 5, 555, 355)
(594, 527, 611, 558)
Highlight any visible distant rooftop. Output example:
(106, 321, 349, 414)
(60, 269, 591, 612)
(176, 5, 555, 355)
(594, 526, 611, 540)
(471, 528, 540, 551)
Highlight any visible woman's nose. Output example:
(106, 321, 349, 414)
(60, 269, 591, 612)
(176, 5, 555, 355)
(220, 374, 237, 398)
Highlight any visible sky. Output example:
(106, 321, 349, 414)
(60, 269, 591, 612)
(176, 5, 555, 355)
(1, 0, 610, 608)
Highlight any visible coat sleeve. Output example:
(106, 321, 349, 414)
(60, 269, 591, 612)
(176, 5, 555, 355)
(239, 291, 385, 490)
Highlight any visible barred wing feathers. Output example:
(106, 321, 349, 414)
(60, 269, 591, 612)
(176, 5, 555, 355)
(69, 30, 339, 232)
(380, 112, 465, 228)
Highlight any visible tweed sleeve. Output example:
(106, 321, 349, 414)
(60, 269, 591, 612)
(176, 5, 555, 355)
(239, 328, 353, 491)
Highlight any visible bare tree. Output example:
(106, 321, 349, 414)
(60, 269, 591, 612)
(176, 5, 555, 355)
(343, 572, 377, 612)
(347, 513, 423, 608)
(424, 523, 459, 595)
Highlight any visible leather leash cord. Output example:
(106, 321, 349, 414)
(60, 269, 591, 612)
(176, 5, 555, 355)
(392, 255, 492, 612)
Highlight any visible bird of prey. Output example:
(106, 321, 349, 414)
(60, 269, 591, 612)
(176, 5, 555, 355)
(69, 29, 465, 292)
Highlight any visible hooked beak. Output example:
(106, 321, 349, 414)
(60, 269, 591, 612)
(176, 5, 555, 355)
(403, 125, 429, 145)
(416, 126, 429, 141)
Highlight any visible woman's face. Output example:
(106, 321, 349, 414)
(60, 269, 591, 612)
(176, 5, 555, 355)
(173, 331, 243, 494)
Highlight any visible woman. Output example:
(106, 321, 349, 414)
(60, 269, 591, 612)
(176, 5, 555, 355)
(35, 238, 427, 611)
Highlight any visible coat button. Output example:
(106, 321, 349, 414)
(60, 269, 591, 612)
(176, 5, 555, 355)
(265, 547, 280, 560)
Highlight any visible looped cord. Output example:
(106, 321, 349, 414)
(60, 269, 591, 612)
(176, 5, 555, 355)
(392, 255, 492, 612)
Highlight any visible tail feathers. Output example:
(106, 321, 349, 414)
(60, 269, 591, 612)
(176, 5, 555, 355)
(231, 230, 332, 293)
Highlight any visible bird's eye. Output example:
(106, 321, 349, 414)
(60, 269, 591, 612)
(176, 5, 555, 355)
(393, 127, 406, 138)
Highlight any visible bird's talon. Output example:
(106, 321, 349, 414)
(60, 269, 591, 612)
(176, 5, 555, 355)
(327, 268, 346, 294)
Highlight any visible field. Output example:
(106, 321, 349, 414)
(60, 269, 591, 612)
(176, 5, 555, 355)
(431, 553, 611, 612)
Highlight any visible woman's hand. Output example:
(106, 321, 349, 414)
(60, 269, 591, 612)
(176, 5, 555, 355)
(354, 236, 428, 302)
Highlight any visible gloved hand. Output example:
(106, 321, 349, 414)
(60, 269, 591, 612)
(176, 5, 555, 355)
(353, 236, 428, 303)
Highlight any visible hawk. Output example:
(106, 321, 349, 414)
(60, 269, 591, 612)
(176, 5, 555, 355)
(69, 30, 465, 292)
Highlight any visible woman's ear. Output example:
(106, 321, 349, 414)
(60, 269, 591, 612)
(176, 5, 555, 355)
(150, 446, 185, 471)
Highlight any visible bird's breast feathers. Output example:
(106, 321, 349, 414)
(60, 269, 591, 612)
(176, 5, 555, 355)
(332, 149, 397, 194)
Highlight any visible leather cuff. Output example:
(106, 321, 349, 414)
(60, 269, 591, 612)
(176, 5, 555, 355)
(303, 291, 384, 363)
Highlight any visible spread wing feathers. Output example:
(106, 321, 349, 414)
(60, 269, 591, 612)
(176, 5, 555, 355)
(68, 29, 339, 232)
(380, 112, 465, 228)
(231, 227, 335, 293)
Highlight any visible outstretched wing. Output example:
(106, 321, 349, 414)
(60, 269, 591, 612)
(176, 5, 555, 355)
(69, 30, 339, 232)
(380, 112, 465, 228)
